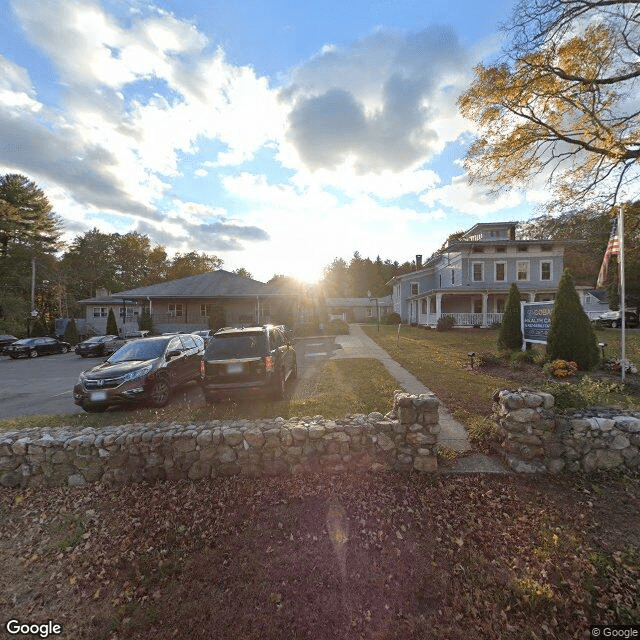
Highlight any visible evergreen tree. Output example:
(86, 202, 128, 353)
(546, 270, 599, 369)
(106, 308, 118, 335)
(138, 309, 153, 333)
(497, 283, 523, 350)
(64, 318, 79, 345)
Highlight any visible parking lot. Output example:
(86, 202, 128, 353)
(0, 336, 339, 420)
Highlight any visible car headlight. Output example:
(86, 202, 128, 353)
(122, 364, 153, 383)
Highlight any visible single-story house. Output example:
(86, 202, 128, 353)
(77, 270, 304, 335)
(326, 295, 393, 323)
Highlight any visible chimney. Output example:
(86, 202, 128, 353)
(415, 254, 422, 270)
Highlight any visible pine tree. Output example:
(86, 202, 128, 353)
(546, 270, 599, 369)
(106, 308, 118, 336)
(64, 318, 79, 345)
(497, 283, 523, 350)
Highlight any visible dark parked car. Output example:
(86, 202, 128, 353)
(5, 337, 71, 359)
(596, 310, 639, 328)
(75, 334, 126, 357)
(73, 334, 204, 412)
(201, 324, 297, 403)
(0, 334, 18, 354)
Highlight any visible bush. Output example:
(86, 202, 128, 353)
(106, 308, 118, 335)
(476, 351, 503, 367)
(510, 350, 534, 370)
(326, 319, 350, 335)
(436, 315, 455, 331)
(545, 359, 578, 379)
(138, 309, 153, 333)
(381, 311, 401, 325)
(63, 318, 79, 345)
(497, 283, 523, 350)
(546, 270, 599, 370)
(543, 376, 625, 410)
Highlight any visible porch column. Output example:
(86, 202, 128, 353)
(482, 292, 488, 327)
(435, 293, 442, 321)
(528, 292, 536, 302)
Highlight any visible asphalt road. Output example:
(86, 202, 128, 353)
(0, 336, 339, 421)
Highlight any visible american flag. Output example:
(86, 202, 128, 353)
(596, 217, 621, 288)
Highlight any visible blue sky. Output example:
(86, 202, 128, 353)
(0, 0, 549, 283)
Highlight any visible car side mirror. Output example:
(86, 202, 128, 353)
(166, 349, 181, 360)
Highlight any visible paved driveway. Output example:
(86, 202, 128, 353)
(0, 337, 339, 420)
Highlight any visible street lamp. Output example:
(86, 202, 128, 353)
(367, 290, 380, 333)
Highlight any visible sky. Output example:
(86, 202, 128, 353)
(0, 0, 550, 283)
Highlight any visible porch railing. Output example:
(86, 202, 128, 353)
(417, 312, 504, 327)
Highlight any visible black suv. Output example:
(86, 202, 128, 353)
(201, 325, 297, 402)
(73, 334, 204, 412)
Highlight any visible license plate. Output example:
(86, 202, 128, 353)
(226, 363, 243, 374)
(90, 391, 107, 401)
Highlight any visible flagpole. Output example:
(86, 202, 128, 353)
(619, 204, 626, 383)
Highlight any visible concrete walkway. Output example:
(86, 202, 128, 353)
(332, 324, 509, 474)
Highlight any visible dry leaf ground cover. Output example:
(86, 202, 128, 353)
(1, 471, 638, 640)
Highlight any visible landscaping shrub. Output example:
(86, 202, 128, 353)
(542, 376, 625, 410)
(510, 350, 534, 370)
(138, 309, 153, 333)
(546, 270, 599, 370)
(63, 318, 79, 345)
(497, 283, 523, 350)
(381, 311, 401, 325)
(476, 351, 503, 367)
(436, 315, 455, 331)
(106, 308, 118, 335)
(545, 359, 578, 379)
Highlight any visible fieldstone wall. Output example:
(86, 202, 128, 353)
(493, 389, 640, 474)
(0, 392, 440, 488)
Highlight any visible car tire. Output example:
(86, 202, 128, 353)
(271, 370, 285, 400)
(9, 355, 17, 359)
(29, 349, 38, 358)
(149, 376, 170, 407)
(612, 320, 619, 328)
(60, 346, 69, 354)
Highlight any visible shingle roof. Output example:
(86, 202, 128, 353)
(327, 296, 392, 308)
(78, 270, 282, 303)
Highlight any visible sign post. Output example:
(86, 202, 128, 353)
(520, 301, 554, 351)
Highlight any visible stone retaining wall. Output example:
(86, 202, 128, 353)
(0, 392, 440, 488)
(493, 389, 640, 473)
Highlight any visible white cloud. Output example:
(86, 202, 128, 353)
(420, 173, 523, 215)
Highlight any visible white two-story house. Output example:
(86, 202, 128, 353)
(390, 222, 588, 328)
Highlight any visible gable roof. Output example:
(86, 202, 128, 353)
(78, 270, 281, 303)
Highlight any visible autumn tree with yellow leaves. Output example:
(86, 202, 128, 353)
(459, 0, 640, 212)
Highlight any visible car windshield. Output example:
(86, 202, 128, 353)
(13, 339, 36, 346)
(107, 339, 168, 363)
(85, 336, 107, 343)
(206, 333, 265, 358)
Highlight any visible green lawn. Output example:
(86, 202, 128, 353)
(0, 358, 398, 431)
(363, 324, 640, 424)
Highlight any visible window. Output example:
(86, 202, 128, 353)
(168, 303, 183, 317)
(472, 246, 484, 253)
(367, 307, 373, 317)
(495, 261, 506, 282)
(517, 244, 529, 252)
(200, 304, 208, 317)
(540, 260, 552, 281)
(495, 246, 506, 253)
(410, 282, 418, 296)
(119, 307, 136, 318)
(473, 299, 483, 313)
(451, 269, 455, 285)
(517, 261, 530, 281)
(541, 244, 553, 252)
(472, 262, 484, 282)
(93, 307, 108, 318)
(496, 298, 506, 313)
